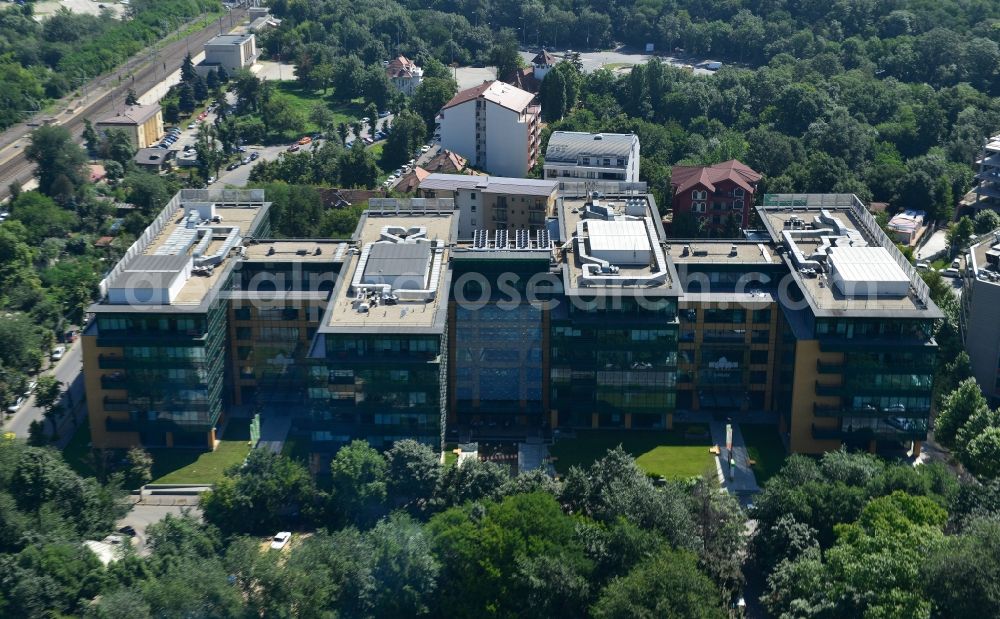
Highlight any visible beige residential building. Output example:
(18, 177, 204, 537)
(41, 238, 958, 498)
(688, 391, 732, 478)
(417, 173, 557, 239)
(95, 104, 163, 150)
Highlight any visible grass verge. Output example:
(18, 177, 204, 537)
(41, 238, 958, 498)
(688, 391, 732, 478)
(549, 426, 715, 480)
(150, 418, 251, 485)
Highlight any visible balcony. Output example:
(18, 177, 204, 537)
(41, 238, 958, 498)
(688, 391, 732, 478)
(98, 354, 128, 369)
(816, 360, 844, 374)
(814, 380, 844, 397)
(813, 403, 931, 418)
(101, 373, 128, 389)
(103, 397, 131, 412)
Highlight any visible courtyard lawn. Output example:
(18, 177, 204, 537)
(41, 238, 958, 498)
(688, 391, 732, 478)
(549, 426, 716, 480)
(741, 424, 788, 485)
(271, 81, 364, 128)
(150, 418, 251, 485)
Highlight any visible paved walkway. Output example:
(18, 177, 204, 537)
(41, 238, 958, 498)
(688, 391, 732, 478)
(257, 415, 292, 454)
(709, 422, 760, 496)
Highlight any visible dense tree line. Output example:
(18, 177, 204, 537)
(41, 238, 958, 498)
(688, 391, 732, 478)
(8, 435, 1000, 617)
(0, 0, 220, 129)
(752, 448, 1000, 618)
(0, 125, 179, 417)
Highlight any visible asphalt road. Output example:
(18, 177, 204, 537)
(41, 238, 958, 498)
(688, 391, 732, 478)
(0, 6, 249, 201)
(4, 340, 85, 439)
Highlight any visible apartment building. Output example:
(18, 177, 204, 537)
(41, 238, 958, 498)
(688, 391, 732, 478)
(966, 133, 1000, 214)
(670, 160, 761, 231)
(95, 104, 164, 150)
(962, 230, 1000, 402)
(544, 132, 640, 183)
(416, 173, 558, 239)
(82, 188, 941, 461)
(437, 81, 541, 178)
(386, 55, 423, 96)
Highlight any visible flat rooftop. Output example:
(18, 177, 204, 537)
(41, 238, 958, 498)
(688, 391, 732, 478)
(418, 173, 557, 197)
(970, 229, 1000, 286)
(206, 34, 254, 46)
(667, 241, 779, 264)
(94, 190, 271, 312)
(320, 213, 457, 334)
(758, 194, 942, 318)
(243, 240, 349, 262)
(559, 195, 679, 295)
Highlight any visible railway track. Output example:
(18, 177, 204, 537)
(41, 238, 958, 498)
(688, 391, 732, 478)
(0, 7, 249, 201)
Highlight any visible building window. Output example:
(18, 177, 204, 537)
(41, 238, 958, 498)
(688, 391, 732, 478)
(617, 158, 624, 166)
(734, 199, 744, 209)
(692, 190, 707, 200)
(734, 188, 745, 197)
(692, 202, 706, 213)
(470, 192, 476, 200)
(602, 158, 611, 166)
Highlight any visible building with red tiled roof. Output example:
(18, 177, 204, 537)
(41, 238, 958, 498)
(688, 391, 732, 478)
(437, 81, 541, 178)
(501, 49, 558, 95)
(385, 55, 423, 96)
(669, 160, 761, 232)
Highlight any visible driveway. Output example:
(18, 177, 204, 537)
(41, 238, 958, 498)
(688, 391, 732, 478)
(117, 504, 203, 556)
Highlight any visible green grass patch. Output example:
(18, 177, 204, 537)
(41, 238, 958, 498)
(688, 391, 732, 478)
(444, 442, 458, 467)
(549, 427, 716, 480)
(271, 81, 363, 127)
(931, 259, 949, 270)
(150, 418, 251, 485)
(741, 424, 787, 485)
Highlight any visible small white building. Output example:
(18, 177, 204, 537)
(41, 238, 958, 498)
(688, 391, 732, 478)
(530, 49, 557, 82)
(197, 33, 259, 76)
(437, 81, 541, 178)
(386, 56, 424, 96)
(544, 132, 640, 183)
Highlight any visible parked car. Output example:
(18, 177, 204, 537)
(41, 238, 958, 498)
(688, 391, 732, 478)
(360, 116, 370, 124)
(420, 145, 430, 153)
(378, 110, 390, 118)
(393, 168, 402, 176)
(297, 136, 312, 146)
(915, 261, 930, 270)
(362, 136, 373, 145)
(241, 157, 251, 165)
(345, 141, 354, 148)
(270, 531, 291, 550)
(249, 152, 259, 161)
(187, 122, 196, 130)
(226, 162, 240, 171)
(206, 176, 216, 185)
(24, 381, 37, 396)
(942, 267, 961, 278)
(118, 526, 137, 537)
(6, 396, 25, 414)
(51, 345, 66, 361)
(287, 144, 300, 152)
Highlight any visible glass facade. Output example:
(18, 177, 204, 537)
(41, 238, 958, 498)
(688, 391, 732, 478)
(312, 334, 444, 451)
(550, 300, 678, 428)
(96, 301, 228, 444)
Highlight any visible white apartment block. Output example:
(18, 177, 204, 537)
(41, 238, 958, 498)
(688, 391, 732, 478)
(437, 81, 541, 178)
(544, 131, 640, 183)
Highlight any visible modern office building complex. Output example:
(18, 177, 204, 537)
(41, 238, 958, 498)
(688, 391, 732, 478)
(82, 189, 941, 464)
(963, 230, 1000, 402)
